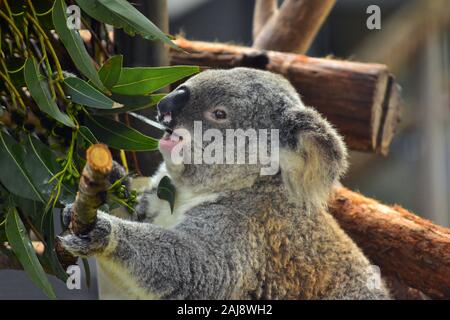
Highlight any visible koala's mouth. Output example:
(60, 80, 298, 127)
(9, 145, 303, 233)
(159, 128, 185, 152)
(162, 130, 183, 141)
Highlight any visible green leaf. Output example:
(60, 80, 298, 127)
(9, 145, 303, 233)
(79, 126, 98, 145)
(96, 93, 165, 114)
(64, 77, 123, 109)
(24, 58, 75, 128)
(76, 0, 178, 50)
(52, 0, 106, 91)
(85, 115, 159, 151)
(40, 209, 68, 282)
(112, 66, 199, 95)
(24, 135, 76, 205)
(0, 132, 45, 202)
(157, 176, 175, 214)
(12, 196, 44, 232)
(82, 258, 91, 289)
(98, 55, 123, 89)
(6, 208, 56, 299)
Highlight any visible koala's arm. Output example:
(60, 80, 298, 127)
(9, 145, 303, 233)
(59, 209, 237, 299)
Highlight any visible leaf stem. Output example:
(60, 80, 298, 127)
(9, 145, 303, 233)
(0, 70, 27, 110)
(0, 5, 24, 45)
(25, 12, 64, 81)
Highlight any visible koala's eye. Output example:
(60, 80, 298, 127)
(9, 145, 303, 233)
(213, 109, 227, 120)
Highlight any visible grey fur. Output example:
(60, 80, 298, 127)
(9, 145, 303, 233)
(60, 68, 391, 299)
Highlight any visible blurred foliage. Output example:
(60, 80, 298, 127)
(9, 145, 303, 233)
(0, 0, 199, 298)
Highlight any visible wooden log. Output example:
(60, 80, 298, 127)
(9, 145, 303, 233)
(329, 187, 450, 299)
(253, 0, 336, 54)
(170, 38, 400, 154)
(376, 78, 402, 155)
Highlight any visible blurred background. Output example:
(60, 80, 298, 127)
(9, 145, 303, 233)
(1, 0, 449, 299)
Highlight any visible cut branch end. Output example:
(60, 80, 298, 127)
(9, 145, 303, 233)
(86, 144, 113, 175)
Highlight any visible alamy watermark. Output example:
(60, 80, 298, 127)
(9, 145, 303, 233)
(164, 121, 280, 176)
(365, 265, 382, 291)
(66, 265, 81, 290)
(366, 5, 381, 30)
(66, 5, 81, 30)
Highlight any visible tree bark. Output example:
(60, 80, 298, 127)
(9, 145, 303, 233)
(70, 144, 113, 235)
(170, 38, 400, 154)
(253, 0, 336, 54)
(329, 187, 450, 299)
(54, 144, 113, 269)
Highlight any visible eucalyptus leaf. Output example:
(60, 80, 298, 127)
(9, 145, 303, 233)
(25, 135, 76, 205)
(79, 126, 98, 145)
(112, 66, 199, 95)
(96, 93, 165, 114)
(64, 77, 123, 109)
(82, 258, 91, 289)
(76, 0, 178, 50)
(98, 55, 123, 89)
(24, 58, 75, 128)
(40, 209, 68, 282)
(12, 196, 44, 232)
(0, 132, 45, 202)
(157, 176, 175, 214)
(52, 0, 106, 91)
(85, 115, 159, 151)
(6, 208, 56, 300)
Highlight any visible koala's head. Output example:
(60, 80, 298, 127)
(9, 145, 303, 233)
(157, 67, 347, 199)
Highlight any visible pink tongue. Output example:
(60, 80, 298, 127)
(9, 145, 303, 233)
(159, 137, 179, 151)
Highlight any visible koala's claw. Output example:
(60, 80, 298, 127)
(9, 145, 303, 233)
(57, 211, 112, 257)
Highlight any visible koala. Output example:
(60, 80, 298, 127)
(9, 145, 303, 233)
(60, 67, 391, 299)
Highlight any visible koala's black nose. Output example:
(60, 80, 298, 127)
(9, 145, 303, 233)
(157, 86, 190, 121)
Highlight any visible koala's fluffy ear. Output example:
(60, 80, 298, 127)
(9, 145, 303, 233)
(279, 106, 348, 208)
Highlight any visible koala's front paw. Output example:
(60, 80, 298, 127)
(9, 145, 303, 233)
(58, 207, 112, 257)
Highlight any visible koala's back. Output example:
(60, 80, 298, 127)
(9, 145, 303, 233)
(176, 177, 389, 299)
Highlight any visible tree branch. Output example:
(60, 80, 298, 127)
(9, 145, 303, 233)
(70, 144, 113, 235)
(252, 0, 278, 40)
(329, 187, 450, 299)
(55, 144, 113, 268)
(253, 0, 336, 54)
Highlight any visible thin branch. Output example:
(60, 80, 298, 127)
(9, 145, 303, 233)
(253, 0, 336, 54)
(70, 144, 113, 235)
(253, 0, 278, 40)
